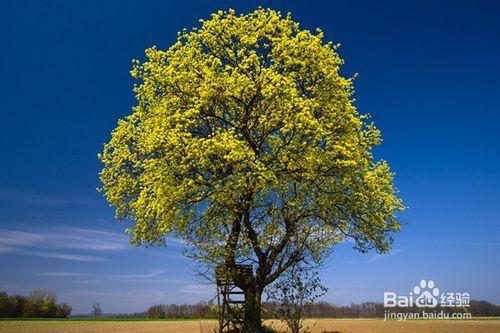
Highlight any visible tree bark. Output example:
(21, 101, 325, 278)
(243, 285, 263, 333)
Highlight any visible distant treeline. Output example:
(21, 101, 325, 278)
(0, 290, 72, 318)
(146, 301, 214, 319)
(265, 300, 500, 318)
(2, 292, 498, 319)
(144, 300, 500, 319)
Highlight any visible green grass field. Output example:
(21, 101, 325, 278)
(1, 318, 499, 333)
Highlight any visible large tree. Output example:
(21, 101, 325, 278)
(99, 8, 404, 332)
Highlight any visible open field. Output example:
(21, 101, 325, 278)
(0, 318, 499, 333)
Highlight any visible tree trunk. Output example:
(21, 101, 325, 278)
(243, 286, 263, 333)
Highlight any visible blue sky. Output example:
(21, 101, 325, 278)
(0, 0, 499, 314)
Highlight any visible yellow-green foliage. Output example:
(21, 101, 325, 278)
(99, 8, 404, 261)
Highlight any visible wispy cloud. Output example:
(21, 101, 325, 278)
(0, 246, 14, 253)
(68, 288, 177, 300)
(147, 250, 187, 261)
(179, 284, 214, 296)
(0, 225, 189, 264)
(37, 272, 97, 277)
(37, 268, 167, 280)
(164, 236, 186, 248)
(0, 227, 128, 251)
(414, 239, 500, 247)
(0, 228, 128, 251)
(0, 188, 83, 206)
(111, 268, 167, 279)
(4, 249, 106, 262)
(0, 227, 129, 262)
(366, 249, 406, 263)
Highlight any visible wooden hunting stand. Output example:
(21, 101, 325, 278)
(216, 264, 252, 332)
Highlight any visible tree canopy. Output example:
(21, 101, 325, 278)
(99, 7, 404, 332)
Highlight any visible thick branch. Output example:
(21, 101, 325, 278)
(225, 212, 242, 269)
(243, 208, 266, 263)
